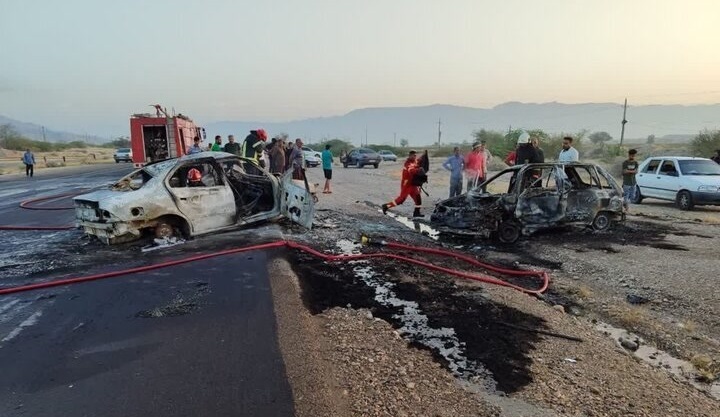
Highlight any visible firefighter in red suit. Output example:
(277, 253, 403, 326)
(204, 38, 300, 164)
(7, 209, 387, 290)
(382, 150, 424, 218)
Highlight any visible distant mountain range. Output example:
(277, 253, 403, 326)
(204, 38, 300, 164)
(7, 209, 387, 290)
(3, 102, 720, 147)
(206, 102, 720, 146)
(0, 115, 106, 144)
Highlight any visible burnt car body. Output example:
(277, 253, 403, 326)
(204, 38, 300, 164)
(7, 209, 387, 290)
(430, 162, 625, 242)
(74, 152, 315, 244)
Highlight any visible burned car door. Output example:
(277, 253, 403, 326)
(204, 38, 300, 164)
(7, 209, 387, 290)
(514, 165, 568, 225)
(562, 165, 605, 223)
(166, 158, 236, 233)
(220, 158, 280, 222)
(280, 171, 315, 229)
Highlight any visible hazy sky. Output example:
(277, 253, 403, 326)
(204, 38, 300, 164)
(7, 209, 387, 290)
(1, 0, 719, 136)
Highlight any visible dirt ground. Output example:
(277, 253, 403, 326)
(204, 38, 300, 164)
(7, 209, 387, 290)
(0, 147, 115, 175)
(273, 157, 719, 416)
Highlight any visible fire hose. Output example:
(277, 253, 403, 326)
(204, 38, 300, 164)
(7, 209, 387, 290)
(0, 239, 548, 296)
(0, 193, 78, 231)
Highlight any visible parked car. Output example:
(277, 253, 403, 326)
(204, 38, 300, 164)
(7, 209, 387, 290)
(302, 146, 322, 168)
(430, 162, 625, 243)
(341, 148, 382, 168)
(378, 150, 398, 162)
(114, 148, 133, 163)
(74, 152, 315, 244)
(633, 156, 720, 210)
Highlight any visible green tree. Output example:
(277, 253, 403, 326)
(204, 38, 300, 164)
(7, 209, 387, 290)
(473, 129, 512, 158)
(691, 129, 720, 157)
(646, 134, 656, 144)
(399, 138, 409, 147)
(315, 138, 354, 157)
(588, 131, 613, 145)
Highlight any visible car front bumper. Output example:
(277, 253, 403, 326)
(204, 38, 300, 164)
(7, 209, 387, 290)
(690, 191, 720, 205)
(76, 219, 141, 244)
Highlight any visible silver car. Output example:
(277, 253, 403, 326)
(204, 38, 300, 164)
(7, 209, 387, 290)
(74, 152, 315, 244)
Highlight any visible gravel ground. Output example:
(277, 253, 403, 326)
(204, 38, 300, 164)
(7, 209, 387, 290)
(277, 158, 720, 416)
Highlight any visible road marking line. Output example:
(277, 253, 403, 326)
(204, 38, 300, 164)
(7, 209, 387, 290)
(1, 310, 43, 344)
(0, 299, 20, 315)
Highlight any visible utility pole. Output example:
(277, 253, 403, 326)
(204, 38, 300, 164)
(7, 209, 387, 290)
(364, 127, 368, 147)
(41, 126, 46, 142)
(437, 118, 442, 145)
(619, 98, 628, 154)
(393, 132, 397, 147)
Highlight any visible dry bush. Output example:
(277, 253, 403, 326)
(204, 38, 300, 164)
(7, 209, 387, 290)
(46, 161, 66, 168)
(606, 305, 649, 329)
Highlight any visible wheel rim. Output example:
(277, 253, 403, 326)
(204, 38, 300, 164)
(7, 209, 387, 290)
(679, 193, 689, 208)
(499, 223, 520, 243)
(155, 223, 174, 239)
(594, 214, 610, 230)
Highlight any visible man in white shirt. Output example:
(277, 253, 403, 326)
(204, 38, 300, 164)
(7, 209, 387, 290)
(558, 136, 579, 162)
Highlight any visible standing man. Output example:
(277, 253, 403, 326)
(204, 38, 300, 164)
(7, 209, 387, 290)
(531, 137, 545, 162)
(515, 135, 541, 165)
(382, 150, 424, 217)
(269, 139, 286, 174)
(464, 143, 487, 191)
(558, 136, 579, 162)
(22, 149, 35, 177)
(442, 147, 464, 198)
(711, 150, 720, 164)
(223, 135, 241, 155)
(622, 149, 639, 212)
(242, 129, 267, 161)
(211, 135, 223, 151)
(187, 137, 204, 154)
(288, 138, 305, 180)
(321, 144, 333, 193)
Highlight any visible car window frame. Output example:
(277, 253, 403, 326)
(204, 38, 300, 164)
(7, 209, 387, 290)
(643, 159, 662, 174)
(658, 159, 679, 176)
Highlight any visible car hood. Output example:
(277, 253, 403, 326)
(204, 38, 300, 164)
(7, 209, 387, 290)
(682, 174, 720, 186)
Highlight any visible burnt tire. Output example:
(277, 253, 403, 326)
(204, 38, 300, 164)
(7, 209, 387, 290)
(592, 212, 612, 231)
(497, 221, 521, 243)
(676, 190, 694, 211)
(154, 222, 176, 239)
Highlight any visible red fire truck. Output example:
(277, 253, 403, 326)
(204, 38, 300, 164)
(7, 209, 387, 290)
(130, 105, 206, 168)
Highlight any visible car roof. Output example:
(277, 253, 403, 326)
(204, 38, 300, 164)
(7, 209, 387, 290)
(642, 156, 710, 161)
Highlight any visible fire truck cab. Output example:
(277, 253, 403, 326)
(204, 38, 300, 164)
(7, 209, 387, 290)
(130, 105, 205, 168)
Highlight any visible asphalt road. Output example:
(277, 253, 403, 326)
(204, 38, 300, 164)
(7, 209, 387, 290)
(0, 164, 295, 417)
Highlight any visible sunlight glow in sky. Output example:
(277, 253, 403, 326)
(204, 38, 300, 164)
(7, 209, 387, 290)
(1, 0, 719, 135)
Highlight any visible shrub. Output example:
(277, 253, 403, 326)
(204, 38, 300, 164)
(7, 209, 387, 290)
(690, 129, 720, 158)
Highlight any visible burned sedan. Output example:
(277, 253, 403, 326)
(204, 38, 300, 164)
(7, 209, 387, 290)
(74, 152, 315, 244)
(430, 162, 625, 243)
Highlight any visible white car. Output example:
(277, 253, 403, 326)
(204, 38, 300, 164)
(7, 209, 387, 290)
(74, 152, 315, 244)
(634, 156, 720, 210)
(302, 147, 322, 168)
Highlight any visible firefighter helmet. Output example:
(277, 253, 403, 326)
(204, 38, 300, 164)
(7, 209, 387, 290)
(188, 168, 202, 182)
(257, 129, 268, 141)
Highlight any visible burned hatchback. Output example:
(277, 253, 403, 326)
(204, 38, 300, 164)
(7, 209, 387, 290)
(430, 162, 625, 243)
(74, 152, 315, 244)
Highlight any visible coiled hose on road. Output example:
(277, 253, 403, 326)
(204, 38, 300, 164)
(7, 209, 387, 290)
(0, 193, 550, 296)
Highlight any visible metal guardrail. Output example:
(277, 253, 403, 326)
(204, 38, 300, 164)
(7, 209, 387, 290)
(0, 154, 107, 166)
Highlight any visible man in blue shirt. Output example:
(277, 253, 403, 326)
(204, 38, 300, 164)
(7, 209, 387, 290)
(321, 144, 333, 193)
(442, 147, 464, 197)
(187, 137, 204, 154)
(22, 149, 35, 177)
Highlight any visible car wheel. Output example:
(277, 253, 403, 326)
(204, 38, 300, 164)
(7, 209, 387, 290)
(154, 221, 176, 239)
(373, 163, 379, 169)
(357, 160, 363, 168)
(343, 162, 348, 168)
(676, 190, 694, 210)
(497, 221, 521, 243)
(631, 185, 643, 204)
(592, 212, 612, 231)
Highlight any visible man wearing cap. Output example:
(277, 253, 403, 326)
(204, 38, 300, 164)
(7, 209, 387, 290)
(464, 142, 487, 192)
(242, 129, 268, 161)
(382, 150, 424, 217)
(515, 134, 541, 165)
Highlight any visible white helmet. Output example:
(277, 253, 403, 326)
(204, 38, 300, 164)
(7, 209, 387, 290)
(517, 131, 530, 144)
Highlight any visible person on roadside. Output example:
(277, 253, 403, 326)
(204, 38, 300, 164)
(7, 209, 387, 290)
(480, 140, 493, 164)
(504, 145, 518, 166)
(242, 129, 267, 162)
(711, 150, 720, 164)
(206, 142, 213, 151)
(558, 136, 579, 162)
(211, 135, 223, 151)
(442, 146, 464, 198)
(622, 149, 639, 212)
(22, 149, 35, 177)
(464, 142, 487, 192)
(223, 134, 241, 155)
(187, 136, 204, 154)
(269, 139, 286, 175)
(321, 144, 334, 193)
(382, 150, 424, 218)
(288, 138, 305, 180)
(531, 137, 545, 162)
(515, 134, 541, 165)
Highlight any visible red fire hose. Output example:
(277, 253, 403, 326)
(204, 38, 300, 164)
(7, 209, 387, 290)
(0, 192, 77, 231)
(0, 239, 549, 296)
